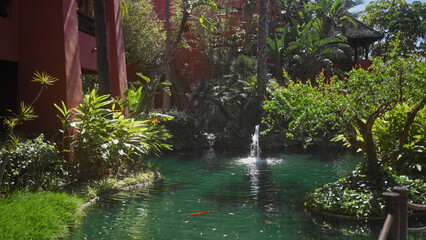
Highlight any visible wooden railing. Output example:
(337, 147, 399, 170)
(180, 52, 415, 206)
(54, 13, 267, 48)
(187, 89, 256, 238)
(77, 10, 95, 36)
(379, 186, 426, 240)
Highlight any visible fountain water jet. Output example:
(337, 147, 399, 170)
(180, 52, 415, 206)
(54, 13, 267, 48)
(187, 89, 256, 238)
(250, 125, 261, 159)
(236, 124, 282, 166)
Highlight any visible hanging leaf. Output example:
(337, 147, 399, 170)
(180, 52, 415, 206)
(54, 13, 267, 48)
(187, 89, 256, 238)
(199, 15, 217, 32)
(136, 72, 151, 84)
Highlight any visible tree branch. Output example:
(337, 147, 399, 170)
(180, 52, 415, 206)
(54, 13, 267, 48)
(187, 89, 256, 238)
(382, 97, 426, 162)
(370, 101, 395, 122)
(345, 121, 364, 150)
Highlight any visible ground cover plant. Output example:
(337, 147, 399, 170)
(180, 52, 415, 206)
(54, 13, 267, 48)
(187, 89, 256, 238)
(0, 191, 83, 239)
(66, 170, 156, 201)
(263, 49, 426, 218)
(305, 165, 426, 218)
(0, 72, 64, 192)
(0, 135, 67, 193)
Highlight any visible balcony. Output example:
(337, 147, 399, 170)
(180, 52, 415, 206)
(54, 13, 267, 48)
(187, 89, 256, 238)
(77, 10, 95, 36)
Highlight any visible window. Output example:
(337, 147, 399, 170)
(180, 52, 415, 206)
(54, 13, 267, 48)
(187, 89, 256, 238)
(0, 0, 10, 18)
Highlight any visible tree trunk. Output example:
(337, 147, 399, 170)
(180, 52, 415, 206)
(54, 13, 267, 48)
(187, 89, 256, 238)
(244, 0, 256, 55)
(364, 130, 380, 177)
(356, 117, 380, 178)
(257, 0, 268, 98)
(94, 0, 110, 95)
(163, 0, 171, 111)
(0, 153, 10, 187)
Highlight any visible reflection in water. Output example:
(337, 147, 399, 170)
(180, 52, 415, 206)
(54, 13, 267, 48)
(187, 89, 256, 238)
(248, 159, 280, 215)
(71, 149, 396, 240)
(236, 157, 283, 216)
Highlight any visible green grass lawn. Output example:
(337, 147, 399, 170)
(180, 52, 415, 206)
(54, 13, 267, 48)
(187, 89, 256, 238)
(0, 191, 84, 240)
(0, 170, 156, 239)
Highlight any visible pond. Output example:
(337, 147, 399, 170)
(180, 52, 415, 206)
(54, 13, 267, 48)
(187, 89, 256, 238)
(70, 146, 398, 239)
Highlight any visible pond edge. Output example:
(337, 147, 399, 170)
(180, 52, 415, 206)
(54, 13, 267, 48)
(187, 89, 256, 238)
(79, 171, 163, 211)
(307, 207, 385, 221)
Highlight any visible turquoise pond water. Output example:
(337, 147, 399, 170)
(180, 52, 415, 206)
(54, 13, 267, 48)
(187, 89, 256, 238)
(69, 148, 425, 239)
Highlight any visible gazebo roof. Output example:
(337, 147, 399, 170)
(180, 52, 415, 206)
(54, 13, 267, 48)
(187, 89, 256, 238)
(341, 19, 384, 48)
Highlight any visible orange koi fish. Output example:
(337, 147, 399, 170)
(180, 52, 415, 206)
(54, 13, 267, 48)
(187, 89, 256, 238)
(190, 211, 213, 216)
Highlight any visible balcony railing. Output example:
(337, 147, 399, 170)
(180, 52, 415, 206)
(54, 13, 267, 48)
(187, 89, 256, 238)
(77, 10, 95, 36)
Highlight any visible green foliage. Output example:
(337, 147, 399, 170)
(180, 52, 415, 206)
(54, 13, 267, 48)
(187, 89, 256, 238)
(69, 170, 155, 201)
(120, 0, 166, 69)
(0, 71, 61, 192)
(267, 24, 289, 84)
(263, 74, 339, 145)
(0, 135, 66, 193)
(189, 55, 261, 146)
(124, 73, 171, 114)
(2, 102, 37, 137)
(263, 52, 426, 176)
(267, 3, 351, 84)
(81, 74, 99, 94)
(0, 191, 83, 239)
(305, 165, 426, 218)
(308, 0, 361, 38)
(233, 54, 257, 79)
(161, 109, 209, 150)
(191, 1, 245, 76)
(2, 71, 57, 137)
(284, 18, 348, 84)
(374, 103, 426, 177)
(305, 165, 385, 218)
(362, 0, 426, 56)
(55, 89, 172, 178)
(31, 71, 58, 86)
(199, 15, 217, 32)
(29, 71, 59, 106)
(196, 0, 219, 32)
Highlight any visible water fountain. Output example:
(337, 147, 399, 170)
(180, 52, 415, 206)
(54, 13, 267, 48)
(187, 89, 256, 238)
(70, 142, 366, 239)
(250, 124, 261, 159)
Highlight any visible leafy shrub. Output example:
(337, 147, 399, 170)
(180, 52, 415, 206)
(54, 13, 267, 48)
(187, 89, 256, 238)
(305, 167, 385, 219)
(374, 103, 426, 177)
(0, 135, 66, 193)
(305, 164, 426, 219)
(56, 90, 172, 178)
(124, 73, 171, 114)
(0, 71, 64, 192)
(121, 0, 165, 69)
(188, 55, 261, 147)
(161, 109, 209, 150)
(263, 52, 425, 178)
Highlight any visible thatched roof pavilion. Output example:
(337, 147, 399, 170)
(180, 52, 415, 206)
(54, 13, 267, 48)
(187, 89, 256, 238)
(342, 19, 384, 48)
(340, 19, 384, 61)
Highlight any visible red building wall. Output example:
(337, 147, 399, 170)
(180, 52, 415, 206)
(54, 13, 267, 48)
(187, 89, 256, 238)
(0, 0, 128, 133)
(79, 32, 97, 72)
(106, 0, 128, 99)
(0, 0, 19, 62)
(16, 0, 82, 132)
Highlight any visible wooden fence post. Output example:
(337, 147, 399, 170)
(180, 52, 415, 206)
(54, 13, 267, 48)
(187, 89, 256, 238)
(393, 186, 408, 240)
(384, 192, 401, 240)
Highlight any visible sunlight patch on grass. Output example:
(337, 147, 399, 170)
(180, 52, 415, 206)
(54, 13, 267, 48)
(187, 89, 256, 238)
(0, 191, 84, 239)
(72, 170, 155, 201)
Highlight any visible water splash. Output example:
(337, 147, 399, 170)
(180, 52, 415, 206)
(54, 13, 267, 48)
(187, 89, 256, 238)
(250, 124, 261, 159)
(235, 125, 283, 166)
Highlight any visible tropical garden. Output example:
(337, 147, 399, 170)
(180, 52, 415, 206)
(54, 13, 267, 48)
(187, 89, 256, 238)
(0, 0, 425, 239)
